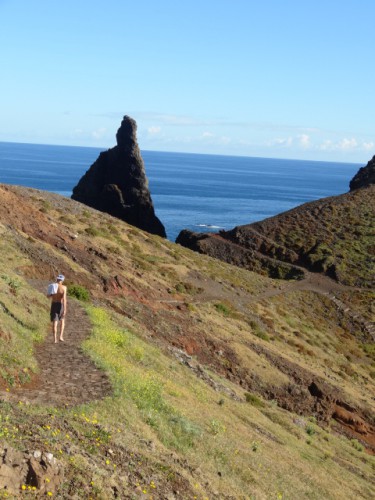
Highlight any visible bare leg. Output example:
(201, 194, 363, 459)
(60, 319, 65, 341)
(52, 321, 58, 343)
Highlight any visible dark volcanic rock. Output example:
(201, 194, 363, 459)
(72, 116, 166, 237)
(349, 155, 375, 191)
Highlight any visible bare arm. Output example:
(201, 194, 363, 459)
(63, 286, 67, 316)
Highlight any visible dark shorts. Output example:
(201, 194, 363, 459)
(50, 302, 64, 322)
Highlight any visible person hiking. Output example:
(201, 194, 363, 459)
(47, 274, 67, 343)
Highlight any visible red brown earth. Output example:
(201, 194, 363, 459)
(0, 183, 374, 454)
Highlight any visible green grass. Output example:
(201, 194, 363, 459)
(68, 284, 90, 302)
(83, 306, 202, 452)
(0, 239, 48, 387)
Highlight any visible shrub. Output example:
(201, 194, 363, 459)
(351, 439, 364, 452)
(39, 200, 51, 213)
(1, 275, 22, 296)
(245, 392, 264, 407)
(68, 284, 90, 302)
(214, 302, 236, 317)
(255, 330, 270, 342)
(305, 424, 316, 436)
(59, 215, 75, 224)
(85, 226, 100, 237)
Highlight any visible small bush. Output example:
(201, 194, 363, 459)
(85, 226, 100, 237)
(251, 441, 259, 452)
(245, 392, 264, 407)
(1, 275, 22, 296)
(68, 284, 90, 302)
(39, 200, 51, 213)
(255, 330, 270, 342)
(351, 439, 364, 452)
(305, 424, 316, 436)
(214, 302, 236, 317)
(107, 224, 119, 236)
(59, 215, 75, 224)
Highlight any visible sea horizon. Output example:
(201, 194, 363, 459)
(0, 141, 362, 241)
(0, 139, 366, 166)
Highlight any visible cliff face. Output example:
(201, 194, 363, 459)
(72, 116, 166, 237)
(350, 155, 375, 191)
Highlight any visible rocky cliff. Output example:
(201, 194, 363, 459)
(72, 115, 166, 237)
(350, 154, 375, 191)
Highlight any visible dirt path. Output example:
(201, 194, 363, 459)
(4, 281, 112, 407)
(186, 268, 375, 340)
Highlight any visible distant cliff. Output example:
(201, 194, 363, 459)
(72, 116, 166, 238)
(350, 155, 375, 191)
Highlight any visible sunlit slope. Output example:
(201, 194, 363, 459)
(0, 184, 374, 499)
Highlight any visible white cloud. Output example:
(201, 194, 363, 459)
(298, 134, 310, 148)
(91, 128, 107, 140)
(202, 131, 214, 138)
(318, 137, 373, 152)
(267, 137, 294, 147)
(148, 126, 161, 135)
(219, 136, 231, 145)
(339, 138, 358, 150)
(319, 140, 334, 151)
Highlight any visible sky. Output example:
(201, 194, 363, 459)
(0, 0, 374, 163)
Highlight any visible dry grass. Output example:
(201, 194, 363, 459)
(0, 188, 374, 498)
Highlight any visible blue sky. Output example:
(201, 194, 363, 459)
(0, 0, 373, 162)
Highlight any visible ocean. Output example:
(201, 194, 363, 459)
(0, 141, 361, 241)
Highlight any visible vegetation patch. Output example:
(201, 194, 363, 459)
(67, 284, 90, 302)
(84, 307, 202, 451)
(214, 301, 237, 318)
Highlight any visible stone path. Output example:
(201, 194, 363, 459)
(4, 281, 112, 407)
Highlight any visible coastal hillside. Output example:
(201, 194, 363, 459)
(177, 184, 375, 288)
(0, 184, 374, 498)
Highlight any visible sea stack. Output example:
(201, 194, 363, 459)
(349, 155, 375, 191)
(72, 116, 166, 237)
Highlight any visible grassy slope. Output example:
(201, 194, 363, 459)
(236, 185, 375, 286)
(0, 185, 374, 499)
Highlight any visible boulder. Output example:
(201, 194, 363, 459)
(72, 116, 166, 237)
(0, 445, 63, 496)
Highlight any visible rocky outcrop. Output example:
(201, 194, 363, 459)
(176, 185, 375, 287)
(72, 116, 166, 237)
(349, 155, 375, 191)
(0, 445, 63, 496)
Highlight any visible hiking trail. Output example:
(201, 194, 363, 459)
(3, 280, 111, 407)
